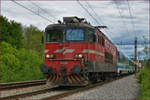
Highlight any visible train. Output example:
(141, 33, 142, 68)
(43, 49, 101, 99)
(41, 16, 134, 86)
(117, 51, 134, 75)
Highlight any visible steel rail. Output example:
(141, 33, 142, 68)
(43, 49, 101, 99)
(0, 87, 58, 100)
(0, 80, 46, 90)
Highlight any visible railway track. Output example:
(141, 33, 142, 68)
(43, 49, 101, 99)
(0, 74, 132, 100)
(0, 80, 46, 90)
(41, 74, 131, 100)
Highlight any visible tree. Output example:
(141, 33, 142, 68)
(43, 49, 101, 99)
(23, 25, 44, 55)
(141, 36, 149, 65)
(142, 36, 148, 58)
(0, 16, 24, 49)
(1, 42, 43, 82)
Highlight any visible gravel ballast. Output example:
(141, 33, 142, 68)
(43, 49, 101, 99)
(62, 75, 139, 100)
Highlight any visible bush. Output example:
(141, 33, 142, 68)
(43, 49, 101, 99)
(137, 64, 150, 100)
(1, 42, 44, 83)
(0, 16, 24, 49)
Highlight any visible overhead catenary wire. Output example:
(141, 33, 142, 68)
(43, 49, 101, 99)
(86, 2, 115, 41)
(112, 1, 138, 55)
(77, 1, 132, 57)
(113, 1, 131, 51)
(11, 0, 55, 24)
(113, 1, 130, 36)
(28, 0, 58, 21)
(79, 1, 133, 56)
(84, 1, 105, 25)
(81, 1, 131, 57)
(126, 0, 138, 61)
(126, 0, 136, 36)
(76, 0, 101, 26)
(77, 0, 115, 43)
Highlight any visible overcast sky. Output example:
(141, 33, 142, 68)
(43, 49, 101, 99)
(1, 0, 149, 60)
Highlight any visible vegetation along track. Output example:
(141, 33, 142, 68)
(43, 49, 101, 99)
(0, 80, 46, 91)
(0, 74, 132, 100)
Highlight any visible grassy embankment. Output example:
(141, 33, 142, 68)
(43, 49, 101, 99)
(137, 63, 150, 100)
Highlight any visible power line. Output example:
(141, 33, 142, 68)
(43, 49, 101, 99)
(77, 0, 101, 26)
(28, 0, 58, 21)
(84, 1, 104, 26)
(85, 1, 114, 41)
(126, 0, 136, 35)
(126, 0, 138, 62)
(112, 1, 135, 57)
(11, 0, 55, 23)
(113, 1, 130, 35)
(77, 0, 115, 43)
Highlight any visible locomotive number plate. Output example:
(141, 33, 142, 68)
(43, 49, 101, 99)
(60, 62, 68, 64)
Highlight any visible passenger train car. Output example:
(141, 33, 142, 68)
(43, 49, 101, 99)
(41, 16, 118, 86)
(117, 51, 134, 75)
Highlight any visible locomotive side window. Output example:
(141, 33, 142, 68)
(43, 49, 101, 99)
(105, 52, 113, 64)
(46, 29, 63, 42)
(98, 36, 104, 46)
(87, 30, 96, 42)
(101, 37, 105, 46)
(98, 36, 101, 44)
(66, 29, 84, 41)
(117, 52, 121, 62)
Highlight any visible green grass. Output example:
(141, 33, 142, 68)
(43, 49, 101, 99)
(137, 63, 150, 100)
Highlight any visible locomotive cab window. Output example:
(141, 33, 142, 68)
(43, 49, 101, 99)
(66, 29, 84, 41)
(87, 29, 96, 42)
(46, 29, 63, 42)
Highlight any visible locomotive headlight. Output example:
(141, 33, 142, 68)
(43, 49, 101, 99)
(74, 54, 83, 59)
(46, 54, 50, 58)
(46, 54, 54, 59)
(78, 54, 83, 58)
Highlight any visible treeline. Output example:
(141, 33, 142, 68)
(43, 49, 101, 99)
(0, 16, 44, 82)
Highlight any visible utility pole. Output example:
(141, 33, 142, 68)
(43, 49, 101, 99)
(149, 31, 150, 68)
(149, 43, 150, 69)
(134, 37, 137, 75)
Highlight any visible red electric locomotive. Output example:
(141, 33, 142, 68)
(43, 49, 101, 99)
(41, 16, 117, 86)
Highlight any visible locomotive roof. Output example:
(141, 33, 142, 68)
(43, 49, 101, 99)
(45, 23, 95, 30)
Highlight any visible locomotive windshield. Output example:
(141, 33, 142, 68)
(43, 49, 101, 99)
(66, 29, 84, 41)
(46, 29, 63, 42)
(45, 27, 95, 42)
